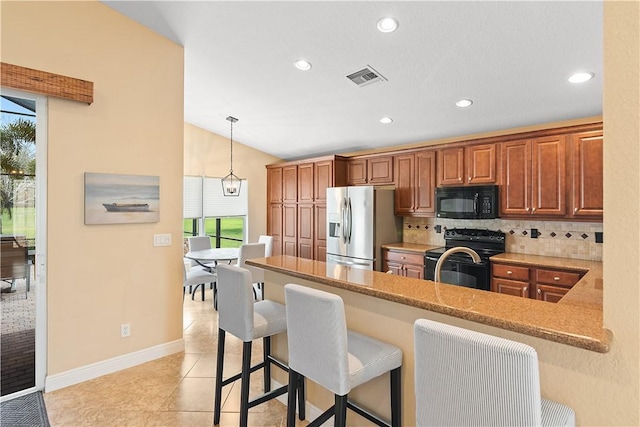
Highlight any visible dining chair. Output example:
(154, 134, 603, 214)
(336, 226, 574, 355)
(413, 318, 575, 426)
(255, 235, 274, 299)
(236, 243, 265, 300)
(183, 260, 217, 301)
(187, 236, 216, 271)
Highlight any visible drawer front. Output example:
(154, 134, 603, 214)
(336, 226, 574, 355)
(536, 269, 582, 287)
(492, 263, 530, 281)
(384, 250, 424, 266)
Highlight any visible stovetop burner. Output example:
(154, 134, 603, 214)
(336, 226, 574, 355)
(426, 228, 506, 261)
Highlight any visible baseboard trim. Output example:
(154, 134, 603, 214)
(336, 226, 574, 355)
(44, 339, 184, 393)
(271, 378, 331, 426)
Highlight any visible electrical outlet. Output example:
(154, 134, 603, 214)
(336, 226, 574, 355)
(531, 228, 538, 239)
(121, 323, 131, 338)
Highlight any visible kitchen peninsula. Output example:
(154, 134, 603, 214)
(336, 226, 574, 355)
(247, 255, 609, 426)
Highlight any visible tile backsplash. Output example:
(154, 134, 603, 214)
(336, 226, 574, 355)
(402, 217, 603, 261)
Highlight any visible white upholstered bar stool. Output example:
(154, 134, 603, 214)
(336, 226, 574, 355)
(255, 235, 274, 299)
(413, 318, 575, 427)
(284, 284, 403, 427)
(214, 265, 304, 427)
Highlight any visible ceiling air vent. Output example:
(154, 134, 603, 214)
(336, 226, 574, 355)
(346, 65, 387, 87)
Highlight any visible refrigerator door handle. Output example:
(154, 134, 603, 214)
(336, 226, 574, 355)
(332, 259, 371, 267)
(342, 197, 348, 244)
(347, 197, 353, 244)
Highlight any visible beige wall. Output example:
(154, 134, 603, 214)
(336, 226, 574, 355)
(183, 123, 280, 243)
(1, 1, 185, 374)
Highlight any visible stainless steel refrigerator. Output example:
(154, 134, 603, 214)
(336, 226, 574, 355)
(326, 186, 402, 271)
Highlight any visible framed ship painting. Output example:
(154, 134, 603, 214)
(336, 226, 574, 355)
(84, 172, 160, 225)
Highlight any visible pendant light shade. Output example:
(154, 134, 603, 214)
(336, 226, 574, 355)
(221, 116, 242, 196)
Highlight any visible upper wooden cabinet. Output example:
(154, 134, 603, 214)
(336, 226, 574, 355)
(267, 166, 283, 204)
(394, 149, 436, 216)
(501, 135, 567, 217)
(570, 130, 603, 219)
(437, 144, 497, 186)
(347, 154, 394, 186)
(282, 165, 298, 203)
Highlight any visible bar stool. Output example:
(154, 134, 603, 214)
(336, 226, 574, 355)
(413, 318, 575, 426)
(284, 284, 402, 427)
(213, 265, 304, 427)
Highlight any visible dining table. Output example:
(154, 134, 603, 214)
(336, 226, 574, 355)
(184, 247, 239, 271)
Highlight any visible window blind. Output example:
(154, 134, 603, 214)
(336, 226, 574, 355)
(183, 176, 203, 218)
(203, 177, 248, 217)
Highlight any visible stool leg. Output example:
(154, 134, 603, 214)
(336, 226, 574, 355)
(240, 341, 252, 427)
(286, 369, 299, 427)
(214, 329, 226, 425)
(263, 336, 271, 392)
(201, 283, 205, 301)
(335, 394, 348, 427)
(297, 374, 306, 420)
(390, 367, 402, 427)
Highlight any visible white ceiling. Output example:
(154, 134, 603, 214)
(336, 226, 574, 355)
(103, 1, 602, 160)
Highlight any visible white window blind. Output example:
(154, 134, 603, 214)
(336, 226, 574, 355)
(203, 177, 248, 217)
(183, 176, 203, 218)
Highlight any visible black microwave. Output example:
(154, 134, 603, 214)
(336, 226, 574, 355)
(435, 185, 499, 219)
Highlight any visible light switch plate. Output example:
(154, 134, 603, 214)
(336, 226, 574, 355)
(153, 233, 172, 246)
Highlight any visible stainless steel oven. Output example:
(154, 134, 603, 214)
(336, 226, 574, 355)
(424, 228, 505, 291)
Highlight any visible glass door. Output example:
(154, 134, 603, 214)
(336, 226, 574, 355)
(1, 90, 46, 398)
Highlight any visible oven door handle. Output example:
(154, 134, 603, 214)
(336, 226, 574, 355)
(425, 255, 442, 262)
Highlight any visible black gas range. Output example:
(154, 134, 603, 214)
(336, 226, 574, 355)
(424, 228, 505, 291)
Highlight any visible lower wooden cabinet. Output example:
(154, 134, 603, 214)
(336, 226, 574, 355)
(491, 261, 584, 302)
(382, 249, 425, 279)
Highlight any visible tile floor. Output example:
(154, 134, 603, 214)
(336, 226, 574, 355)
(42, 287, 308, 426)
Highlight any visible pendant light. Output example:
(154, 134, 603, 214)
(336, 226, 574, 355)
(221, 116, 242, 196)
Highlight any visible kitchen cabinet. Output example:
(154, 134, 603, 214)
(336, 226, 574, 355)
(501, 135, 567, 217)
(266, 156, 346, 260)
(570, 130, 603, 219)
(347, 154, 394, 186)
(491, 261, 584, 302)
(382, 248, 425, 279)
(437, 144, 497, 186)
(314, 204, 328, 262)
(394, 149, 436, 216)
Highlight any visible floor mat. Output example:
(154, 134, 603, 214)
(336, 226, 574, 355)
(0, 391, 50, 427)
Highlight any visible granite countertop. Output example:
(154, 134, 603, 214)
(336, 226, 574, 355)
(247, 254, 610, 353)
(380, 242, 443, 253)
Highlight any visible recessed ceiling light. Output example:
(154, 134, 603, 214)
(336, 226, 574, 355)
(455, 99, 473, 108)
(568, 72, 594, 83)
(294, 59, 312, 71)
(380, 117, 393, 124)
(377, 17, 398, 33)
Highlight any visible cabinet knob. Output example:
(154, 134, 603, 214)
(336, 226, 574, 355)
(386, 270, 393, 274)
(526, 208, 530, 212)
(532, 207, 536, 212)
(537, 288, 542, 294)
(574, 207, 578, 213)
(507, 270, 513, 275)
(554, 276, 560, 281)
(401, 256, 406, 259)
(523, 287, 528, 293)
(468, 176, 472, 181)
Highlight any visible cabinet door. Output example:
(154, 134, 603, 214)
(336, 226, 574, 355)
(314, 160, 333, 203)
(404, 264, 424, 279)
(282, 204, 297, 256)
(384, 261, 404, 276)
(368, 155, 394, 185)
(297, 204, 314, 259)
(267, 166, 283, 203)
(314, 204, 327, 262)
(283, 165, 298, 203)
(492, 278, 529, 298)
(347, 158, 368, 185)
(571, 130, 603, 218)
(298, 162, 314, 203)
(534, 284, 569, 303)
(414, 150, 436, 215)
(438, 147, 465, 186)
(501, 139, 531, 216)
(531, 135, 566, 216)
(267, 203, 283, 256)
(394, 154, 415, 214)
(466, 144, 497, 184)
